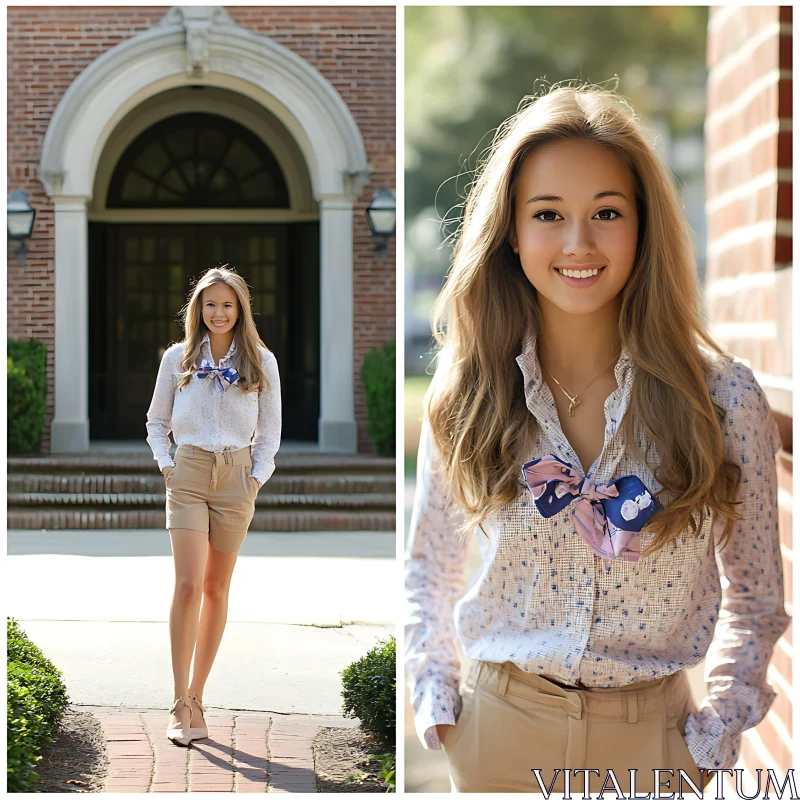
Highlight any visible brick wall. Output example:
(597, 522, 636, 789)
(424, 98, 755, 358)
(6, 5, 396, 455)
(705, 5, 793, 782)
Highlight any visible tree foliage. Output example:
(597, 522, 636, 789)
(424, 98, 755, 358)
(405, 6, 708, 230)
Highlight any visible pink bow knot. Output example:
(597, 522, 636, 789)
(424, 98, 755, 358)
(522, 455, 644, 562)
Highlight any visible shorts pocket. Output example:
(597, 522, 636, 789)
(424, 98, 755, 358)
(244, 465, 259, 496)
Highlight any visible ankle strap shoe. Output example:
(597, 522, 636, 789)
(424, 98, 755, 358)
(188, 694, 209, 740)
(167, 697, 192, 747)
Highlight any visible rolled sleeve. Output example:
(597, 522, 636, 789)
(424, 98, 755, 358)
(684, 363, 791, 769)
(405, 418, 470, 750)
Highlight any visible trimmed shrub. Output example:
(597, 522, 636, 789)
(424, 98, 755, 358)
(361, 341, 395, 457)
(8, 338, 47, 454)
(7, 618, 69, 793)
(340, 636, 395, 754)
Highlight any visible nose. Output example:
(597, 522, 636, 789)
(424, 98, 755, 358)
(562, 218, 596, 257)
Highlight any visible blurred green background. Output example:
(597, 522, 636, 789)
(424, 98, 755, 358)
(403, 7, 710, 793)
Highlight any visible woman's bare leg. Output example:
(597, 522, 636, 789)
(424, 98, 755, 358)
(188, 540, 240, 706)
(169, 528, 208, 729)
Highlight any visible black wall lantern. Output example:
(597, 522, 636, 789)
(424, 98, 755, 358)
(8, 190, 36, 266)
(365, 188, 396, 259)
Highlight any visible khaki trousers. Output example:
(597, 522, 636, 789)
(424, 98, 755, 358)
(443, 660, 705, 795)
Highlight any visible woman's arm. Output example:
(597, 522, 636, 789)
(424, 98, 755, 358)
(145, 347, 178, 471)
(250, 350, 282, 487)
(683, 362, 791, 770)
(405, 418, 470, 750)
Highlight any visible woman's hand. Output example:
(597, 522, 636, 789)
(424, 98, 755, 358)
(436, 723, 455, 745)
(162, 466, 173, 483)
(249, 476, 260, 492)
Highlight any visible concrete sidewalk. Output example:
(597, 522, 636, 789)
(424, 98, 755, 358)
(8, 530, 396, 713)
(9, 529, 396, 793)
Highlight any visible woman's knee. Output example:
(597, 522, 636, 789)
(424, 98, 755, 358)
(202, 578, 231, 602)
(174, 576, 203, 602)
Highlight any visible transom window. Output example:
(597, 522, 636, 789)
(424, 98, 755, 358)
(107, 113, 289, 208)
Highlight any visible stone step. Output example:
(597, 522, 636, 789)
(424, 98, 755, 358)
(7, 491, 396, 510)
(7, 473, 395, 495)
(8, 452, 395, 475)
(7, 509, 396, 531)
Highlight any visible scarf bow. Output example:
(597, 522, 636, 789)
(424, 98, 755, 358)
(196, 359, 240, 393)
(521, 454, 661, 562)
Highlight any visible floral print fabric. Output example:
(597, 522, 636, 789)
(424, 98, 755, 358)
(404, 332, 789, 769)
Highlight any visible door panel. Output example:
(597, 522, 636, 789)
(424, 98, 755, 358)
(113, 227, 193, 439)
(89, 223, 318, 442)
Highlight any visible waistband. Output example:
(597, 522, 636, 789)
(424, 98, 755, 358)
(175, 444, 252, 466)
(469, 660, 688, 724)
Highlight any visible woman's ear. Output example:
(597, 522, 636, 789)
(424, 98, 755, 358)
(508, 223, 519, 255)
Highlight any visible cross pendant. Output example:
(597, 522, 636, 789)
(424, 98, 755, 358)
(567, 396, 580, 417)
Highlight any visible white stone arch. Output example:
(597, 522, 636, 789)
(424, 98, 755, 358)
(40, 6, 370, 453)
(90, 86, 317, 219)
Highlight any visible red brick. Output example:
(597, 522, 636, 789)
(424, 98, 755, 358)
(7, 6, 395, 455)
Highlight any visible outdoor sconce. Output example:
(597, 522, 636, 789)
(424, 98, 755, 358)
(8, 190, 36, 266)
(365, 188, 396, 258)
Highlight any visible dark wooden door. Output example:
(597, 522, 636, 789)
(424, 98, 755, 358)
(88, 223, 318, 442)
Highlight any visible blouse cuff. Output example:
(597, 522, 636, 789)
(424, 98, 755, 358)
(411, 681, 462, 751)
(683, 707, 744, 770)
(156, 454, 175, 472)
(250, 462, 274, 488)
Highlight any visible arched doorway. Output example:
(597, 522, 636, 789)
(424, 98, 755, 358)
(39, 7, 370, 453)
(88, 109, 320, 441)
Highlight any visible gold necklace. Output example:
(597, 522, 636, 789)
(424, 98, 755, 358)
(542, 352, 619, 417)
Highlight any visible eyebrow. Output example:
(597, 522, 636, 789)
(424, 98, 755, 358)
(525, 191, 628, 204)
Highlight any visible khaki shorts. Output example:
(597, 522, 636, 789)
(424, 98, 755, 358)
(165, 444, 258, 553)
(443, 660, 704, 794)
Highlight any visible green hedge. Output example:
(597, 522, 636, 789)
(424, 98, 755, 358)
(361, 341, 395, 457)
(8, 339, 47, 454)
(7, 618, 69, 793)
(340, 636, 396, 755)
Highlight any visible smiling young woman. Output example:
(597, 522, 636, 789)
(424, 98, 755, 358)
(146, 266, 281, 747)
(404, 85, 788, 794)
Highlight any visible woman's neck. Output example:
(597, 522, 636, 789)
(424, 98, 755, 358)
(206, 329, 234, 361)
(536, 301, 621, 386)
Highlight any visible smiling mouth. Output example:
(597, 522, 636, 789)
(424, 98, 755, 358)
(555, 266, 606, 279)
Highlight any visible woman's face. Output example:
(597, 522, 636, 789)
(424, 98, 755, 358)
(201, 282, 240, 334)
(509, 138, 639, 318)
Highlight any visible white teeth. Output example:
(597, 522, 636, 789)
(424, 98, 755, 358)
(559, 268, 599, 278)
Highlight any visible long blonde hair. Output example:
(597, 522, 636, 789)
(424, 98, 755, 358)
(176, 266, 271, 394)
(426, 84, 742, 557)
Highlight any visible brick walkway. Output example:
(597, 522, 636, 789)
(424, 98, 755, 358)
(87, 706, 359, 793)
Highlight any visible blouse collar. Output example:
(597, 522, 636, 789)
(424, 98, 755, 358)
(200, 331, 237, 366)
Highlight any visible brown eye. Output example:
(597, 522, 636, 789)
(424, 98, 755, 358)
(595, 209, 621, 221)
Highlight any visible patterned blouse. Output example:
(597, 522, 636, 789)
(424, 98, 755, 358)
(405, 331, 789, 770)
(145, 332, 282, 487)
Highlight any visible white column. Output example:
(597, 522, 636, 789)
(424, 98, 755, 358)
(318, 196, 357, 453)
(50, 196, 90, 453)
